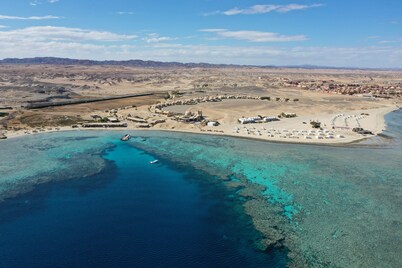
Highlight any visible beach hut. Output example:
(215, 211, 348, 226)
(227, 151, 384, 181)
(207, 121, 219, 127)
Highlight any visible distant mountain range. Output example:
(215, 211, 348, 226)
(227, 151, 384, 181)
(0, 57, 240, 68)
(0, 57, 400, 70)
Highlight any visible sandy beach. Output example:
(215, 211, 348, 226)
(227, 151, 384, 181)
(2, 105, 398, 146)
(1, 65, 400, 145)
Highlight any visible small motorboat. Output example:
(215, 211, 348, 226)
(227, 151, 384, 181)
(121, 134, 131, 141)
(149, 160, 159, 164)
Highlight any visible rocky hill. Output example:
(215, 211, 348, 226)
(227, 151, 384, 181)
(0, 57, 241, 68)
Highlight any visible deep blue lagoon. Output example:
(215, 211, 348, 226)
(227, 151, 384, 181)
(0, 136, 285, 267)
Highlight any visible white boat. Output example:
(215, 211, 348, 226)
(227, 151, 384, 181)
(150, 160, 159, 164)
(121, 134, 131, 141)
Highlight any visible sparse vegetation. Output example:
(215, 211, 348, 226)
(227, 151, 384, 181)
(310, 120, 321, 128)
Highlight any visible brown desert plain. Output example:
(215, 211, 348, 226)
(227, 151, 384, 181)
(0, 64, 401, 143)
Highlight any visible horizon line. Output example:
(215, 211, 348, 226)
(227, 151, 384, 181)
(1, 56, 401, 71)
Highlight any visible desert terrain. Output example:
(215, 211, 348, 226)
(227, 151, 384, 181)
(0, 63, 401, 144)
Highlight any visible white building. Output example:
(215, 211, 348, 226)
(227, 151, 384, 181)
(238, 116, 261, 124)
(207, 121, 219, 127)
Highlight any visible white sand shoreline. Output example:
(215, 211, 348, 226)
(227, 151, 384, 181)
(1, 106, 399, 146)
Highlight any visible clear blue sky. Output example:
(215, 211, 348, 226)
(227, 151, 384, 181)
(0, 0, 401, 67)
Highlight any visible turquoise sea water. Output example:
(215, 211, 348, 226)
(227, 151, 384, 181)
(0, 132, 286, 267)
(0, 109, 401, 267)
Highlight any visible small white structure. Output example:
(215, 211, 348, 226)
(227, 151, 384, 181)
(207, 121, 219, 127)
(262, 116, 280, 122)
(238, 116, 261, 124)
(107, 117, 119, 123)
